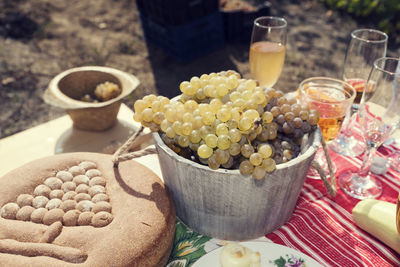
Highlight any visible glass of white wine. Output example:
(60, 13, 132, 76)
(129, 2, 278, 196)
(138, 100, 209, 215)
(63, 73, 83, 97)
(249, 16, 287, 88)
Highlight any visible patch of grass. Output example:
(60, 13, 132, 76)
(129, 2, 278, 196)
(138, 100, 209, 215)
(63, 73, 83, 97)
(33, 19, 54, 39)
(319, 0, 400, 42)
(8, 92, 20, 102)
(86, 39, 112, 66)
(118, 41, 137, 55)
(91, 47, 109, 65)
(0, 60, 17, 73)
(1, 0, 23, 9)
(0, 44, 6, 57)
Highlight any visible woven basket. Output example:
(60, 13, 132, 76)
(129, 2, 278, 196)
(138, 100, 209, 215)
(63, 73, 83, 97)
(44, 66, 139, 131)
(153, 129, 321, 240)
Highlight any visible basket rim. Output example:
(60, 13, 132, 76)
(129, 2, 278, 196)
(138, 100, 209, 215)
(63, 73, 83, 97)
(153, 128, 321, 175)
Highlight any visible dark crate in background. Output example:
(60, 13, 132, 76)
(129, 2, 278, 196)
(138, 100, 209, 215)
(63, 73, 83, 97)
(220, 1, 271, 43)
(136, 0, 219, 25)
(139, 11, 225, 62)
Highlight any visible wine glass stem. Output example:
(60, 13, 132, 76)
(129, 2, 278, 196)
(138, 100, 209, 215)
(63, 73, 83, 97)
(358, 146, 377, 179)
(339, 107, 358, 138)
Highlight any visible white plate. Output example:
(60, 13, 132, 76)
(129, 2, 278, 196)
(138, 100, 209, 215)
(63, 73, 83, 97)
(192, 241, 323, 267)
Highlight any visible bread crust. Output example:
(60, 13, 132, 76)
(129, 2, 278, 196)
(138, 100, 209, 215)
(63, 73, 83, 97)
(0, 152, 175, 266)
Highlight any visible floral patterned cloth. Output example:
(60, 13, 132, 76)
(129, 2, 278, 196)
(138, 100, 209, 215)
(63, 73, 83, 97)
(166, 220, 307, 267)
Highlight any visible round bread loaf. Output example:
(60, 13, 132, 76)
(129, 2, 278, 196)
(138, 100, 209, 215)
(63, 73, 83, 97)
(0, 152, 175, 267)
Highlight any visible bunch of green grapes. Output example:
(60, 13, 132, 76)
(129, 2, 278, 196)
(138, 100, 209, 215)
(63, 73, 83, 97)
(133, 71, 319, 180)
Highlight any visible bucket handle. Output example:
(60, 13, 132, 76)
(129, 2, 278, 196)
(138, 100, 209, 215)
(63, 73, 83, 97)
(310, 137, 337, 197)
(112, 126, 156, 167)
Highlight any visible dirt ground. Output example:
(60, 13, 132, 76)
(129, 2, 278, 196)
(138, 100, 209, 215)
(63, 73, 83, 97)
(0, 0, 399, 139)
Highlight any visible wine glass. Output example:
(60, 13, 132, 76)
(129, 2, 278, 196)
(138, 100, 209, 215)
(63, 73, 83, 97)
(330, 29, 388, 157)
(339, 57, 400, 199)
(397, 192, 400, 234)
(249, 16, 287, 88)
(299, 77, 356, 178)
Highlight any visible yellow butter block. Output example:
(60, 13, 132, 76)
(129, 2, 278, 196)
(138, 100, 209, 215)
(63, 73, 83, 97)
(352, 199, 400, 254)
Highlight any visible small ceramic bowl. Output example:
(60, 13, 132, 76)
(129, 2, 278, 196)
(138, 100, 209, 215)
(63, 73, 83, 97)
(44, 66, 139, 131)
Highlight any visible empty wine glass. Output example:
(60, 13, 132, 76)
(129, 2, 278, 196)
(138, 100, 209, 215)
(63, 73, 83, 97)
(330, 29, 388, 157)
(339, 57, 400, 199)
(249, 16, 287, 88)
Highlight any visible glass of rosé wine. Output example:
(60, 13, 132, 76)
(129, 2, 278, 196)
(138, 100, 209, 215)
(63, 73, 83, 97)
(330, 29, 388, 157)
(249, 16, 287, 88)
(299, 77, 356, 179)
(339, 57, 400, 199)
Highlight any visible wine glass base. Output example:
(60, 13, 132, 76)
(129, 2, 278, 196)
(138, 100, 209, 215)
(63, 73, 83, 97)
(338, 171, 382, 199)
(329, 136, 365, 157)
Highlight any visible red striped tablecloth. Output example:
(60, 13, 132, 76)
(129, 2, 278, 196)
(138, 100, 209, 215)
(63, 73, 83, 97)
(266, 136, 400, 266)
